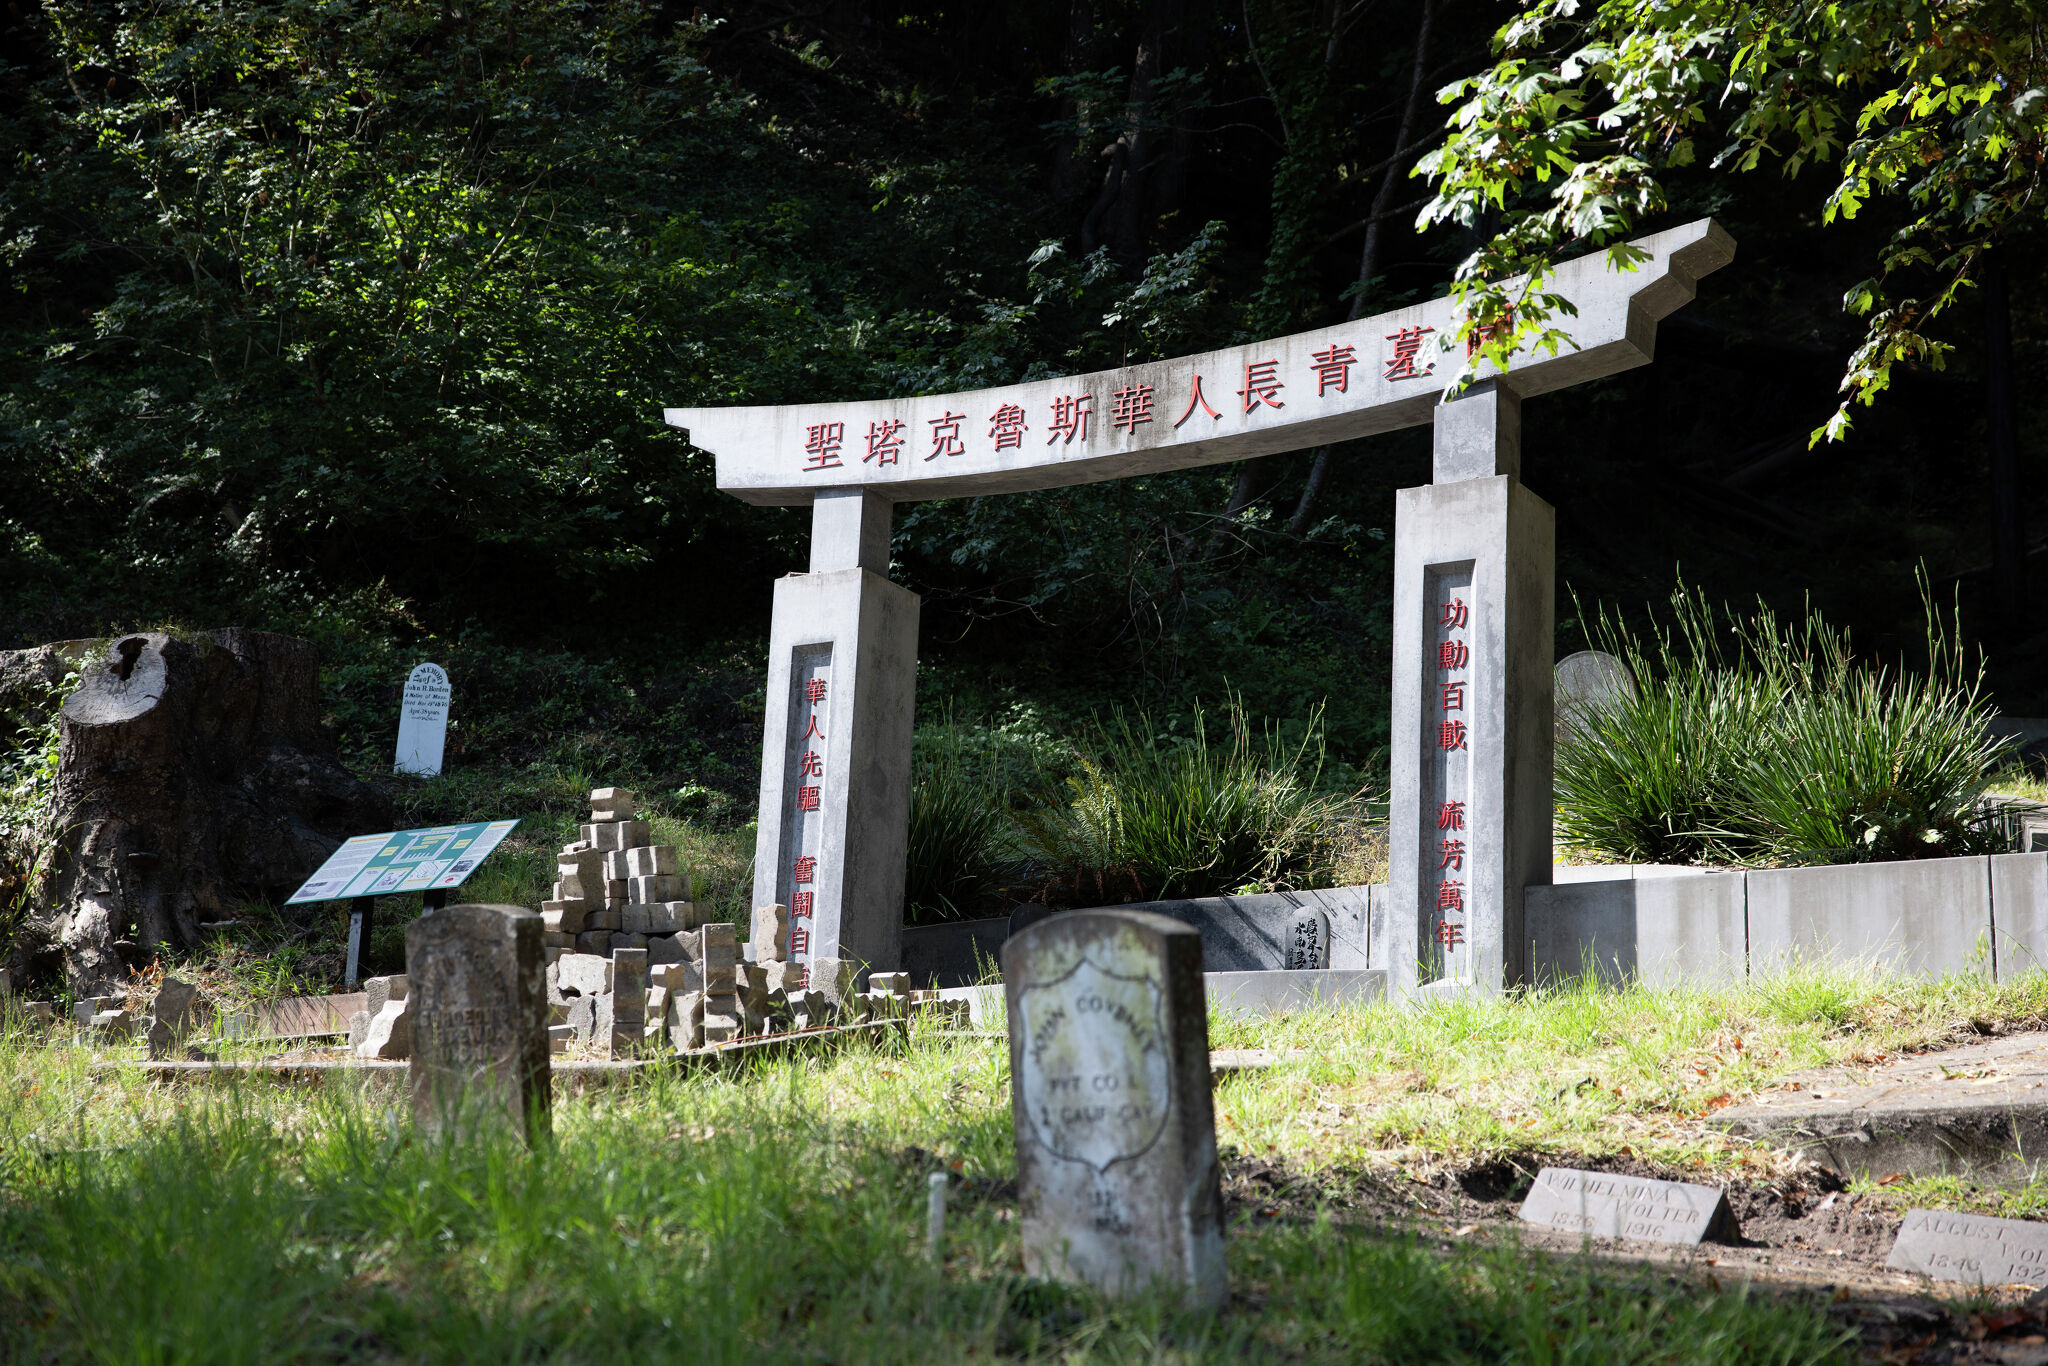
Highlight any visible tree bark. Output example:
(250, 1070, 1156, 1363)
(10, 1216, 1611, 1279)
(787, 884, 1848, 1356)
(1083, 0, 1207, 266)
(1986, 247, 2025, 620)
(1287, 0, 1438, 536)
(13, 630, 391, 995)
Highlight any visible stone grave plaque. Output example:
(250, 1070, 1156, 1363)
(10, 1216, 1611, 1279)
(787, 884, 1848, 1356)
(1285, 907, 1330, 970)
(406, 903, 550, 1142)
(1888, 1209, 2048, 1286)
(1518, 1167, 1737, 1245)
(1003, 908, 1226, 1308)
(395, 662, 451, 777)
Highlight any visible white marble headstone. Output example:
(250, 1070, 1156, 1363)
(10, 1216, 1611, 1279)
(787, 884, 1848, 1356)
(1003, 909, 1226, 1309)
(395, 662, 451, 777)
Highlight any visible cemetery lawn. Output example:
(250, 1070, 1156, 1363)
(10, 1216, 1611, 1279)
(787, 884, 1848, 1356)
(12, 975, 2048, 1363)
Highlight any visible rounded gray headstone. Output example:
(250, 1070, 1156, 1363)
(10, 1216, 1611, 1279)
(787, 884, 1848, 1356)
(1555, 650, 1635, 727)
(406, 903, 550, 1142)
(1007, 901, 1053, 941)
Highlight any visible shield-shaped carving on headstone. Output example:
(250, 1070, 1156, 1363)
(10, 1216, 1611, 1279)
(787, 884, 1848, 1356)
(1015, 957, 1173, 1174)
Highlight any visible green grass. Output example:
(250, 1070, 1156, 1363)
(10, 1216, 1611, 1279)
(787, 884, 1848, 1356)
(1201, 964, 2048, 1173)
(0, 1015, 1859, 1364)
(1014, 701, 1366, 906)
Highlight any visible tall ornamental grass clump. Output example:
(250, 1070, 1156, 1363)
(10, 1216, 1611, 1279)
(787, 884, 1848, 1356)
(1557, 582, 2009, 866)
(1015, 702, 1359, 904)
(903, 719, 1013, 923)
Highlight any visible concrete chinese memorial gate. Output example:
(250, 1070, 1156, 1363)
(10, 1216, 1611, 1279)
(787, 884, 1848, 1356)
(666, 219, 1734, 996)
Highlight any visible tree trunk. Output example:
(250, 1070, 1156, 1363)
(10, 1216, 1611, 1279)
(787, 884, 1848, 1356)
(1083, 0, 1208, 267)
(1986, 247, 2025, 620)
(1053, 0, 1109, 207)
(15, 630, 391, 995)
(1287, 0, 1438, 536)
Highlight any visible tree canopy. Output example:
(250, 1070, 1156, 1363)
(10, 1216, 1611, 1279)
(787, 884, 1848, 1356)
(1422, 0, 2048, 436)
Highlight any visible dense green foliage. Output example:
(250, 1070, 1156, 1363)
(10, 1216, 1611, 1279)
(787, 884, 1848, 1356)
(1557, 587, 2010, 865)
(903, 717, 1016, 923)
(3, 0, 2045, 838)
(1421, 0, 2047, 435)
(1013, 702, 1359, 903)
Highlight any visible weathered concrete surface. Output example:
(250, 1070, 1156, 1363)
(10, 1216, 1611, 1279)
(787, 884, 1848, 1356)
(1746, 858, 1993, 979)
(906, 889, 1380, 987)
(1991, 852, 2048, 978)
(903, 915, 1010, 988)
(1118, 886, 1376, 972)
(750, 567, 918, 975)
(1205, 969, 1386, 1014)
(1526, 871, 1747, 989)
(669, 221, 1734, 506)
(1711, 1031, 2048, 1183)
(1389, 473, 1554, 998)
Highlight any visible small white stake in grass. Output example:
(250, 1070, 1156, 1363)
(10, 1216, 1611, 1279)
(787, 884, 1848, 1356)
(926, 1171, 948, 1262)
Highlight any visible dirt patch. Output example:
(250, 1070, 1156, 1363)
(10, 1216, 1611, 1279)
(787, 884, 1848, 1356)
(1217, 1147, 2048, 1363)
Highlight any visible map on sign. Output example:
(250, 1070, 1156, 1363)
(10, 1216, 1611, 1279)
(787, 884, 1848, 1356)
(286, 820, 519, 905)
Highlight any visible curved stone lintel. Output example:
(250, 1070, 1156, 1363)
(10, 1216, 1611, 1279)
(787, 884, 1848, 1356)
(667, 218, 1736, 507)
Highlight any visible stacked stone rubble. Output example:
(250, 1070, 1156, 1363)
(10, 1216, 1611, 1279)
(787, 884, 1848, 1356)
(531, 789, 964, 1055)
(542, 787, 699, 954)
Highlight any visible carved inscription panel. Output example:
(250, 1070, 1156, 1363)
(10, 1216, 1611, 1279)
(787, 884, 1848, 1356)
(1014, 956, 1173, 1175)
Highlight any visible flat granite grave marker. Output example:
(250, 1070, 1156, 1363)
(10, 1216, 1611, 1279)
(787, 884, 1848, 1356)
(1519, 1167, 1737, 1245)
(406, 904, 550, 1142)
(394, 662, 451, 777)
(1003, 909, 1226, 1308)
(1888, 1209, 2048, 1286)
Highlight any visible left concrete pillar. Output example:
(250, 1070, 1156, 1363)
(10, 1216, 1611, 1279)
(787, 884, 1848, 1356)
(751, 487, 918, 979)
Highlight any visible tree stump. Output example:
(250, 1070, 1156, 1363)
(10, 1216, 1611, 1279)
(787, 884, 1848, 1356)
(13, 630, 391, 994)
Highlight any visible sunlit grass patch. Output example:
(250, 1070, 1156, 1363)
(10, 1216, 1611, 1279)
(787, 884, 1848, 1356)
(1207, 964, 2048, 1173)
(0, 1022, 1861, 1364)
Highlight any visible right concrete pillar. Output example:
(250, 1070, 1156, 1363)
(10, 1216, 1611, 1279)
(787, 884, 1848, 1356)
(1389, 381, 1555, 998)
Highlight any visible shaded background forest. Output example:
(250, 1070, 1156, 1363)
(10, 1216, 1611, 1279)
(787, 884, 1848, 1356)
(0, 0, 2039, 800)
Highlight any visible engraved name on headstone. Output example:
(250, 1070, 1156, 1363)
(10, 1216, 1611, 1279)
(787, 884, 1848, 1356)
(395, 662, 452, 777)
(1887, 1209, 2048, 1286)
(1518, 1167, 1738, 1246)
(406, 903, 550, 1142)
(1003, 909, 1226, 1308)
(1285, 907, 1330, 971)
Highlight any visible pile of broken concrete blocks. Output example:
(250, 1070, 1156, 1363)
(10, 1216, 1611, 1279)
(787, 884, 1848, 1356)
(67, 975, 214, 1059)
(348, 973, 412, 1059)
(343, 784, 961, 1062)
(550, 904, 803, 1056)
(543, 789, 701, 953)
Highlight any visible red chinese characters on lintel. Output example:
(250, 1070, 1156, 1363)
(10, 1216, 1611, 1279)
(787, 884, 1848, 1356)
(795, 322, 1441, 472)
(1434, 591, 1471, 950)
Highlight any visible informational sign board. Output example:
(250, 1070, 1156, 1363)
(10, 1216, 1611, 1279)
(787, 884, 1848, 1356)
(287, 820, 518, 905)
(395, 662, 451, 777)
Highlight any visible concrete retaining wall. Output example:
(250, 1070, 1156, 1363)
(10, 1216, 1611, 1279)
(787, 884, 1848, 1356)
(1531, 853, 2048, 986)
(907, 855, 2046, 989)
